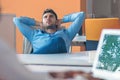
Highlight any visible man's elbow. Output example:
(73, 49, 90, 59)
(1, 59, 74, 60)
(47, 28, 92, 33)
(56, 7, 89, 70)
(13, 17, 21, 24)
(80, 12, 85, 18)
(77, 12, 85, 21)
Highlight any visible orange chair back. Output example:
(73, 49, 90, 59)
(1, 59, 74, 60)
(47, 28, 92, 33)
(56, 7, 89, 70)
(85, 18, 120, 41)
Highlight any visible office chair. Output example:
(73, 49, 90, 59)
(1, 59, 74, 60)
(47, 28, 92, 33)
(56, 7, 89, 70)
(23, 37, 33, 54)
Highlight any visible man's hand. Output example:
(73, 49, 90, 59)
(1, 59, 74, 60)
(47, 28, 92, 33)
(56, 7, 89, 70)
(56, 19, 63, 29)
(35, 21, 44, 30)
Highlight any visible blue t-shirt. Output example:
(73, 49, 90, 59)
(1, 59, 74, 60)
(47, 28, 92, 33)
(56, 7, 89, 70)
(13, 12, 85, 54)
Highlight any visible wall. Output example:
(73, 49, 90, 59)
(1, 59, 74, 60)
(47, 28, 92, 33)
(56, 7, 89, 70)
(86, 0, 93, 18)
(111, 0, 120, 18)
(93, 0, 111, 18)
(92, 0, 120, 18)
(1, 0, 86, 53)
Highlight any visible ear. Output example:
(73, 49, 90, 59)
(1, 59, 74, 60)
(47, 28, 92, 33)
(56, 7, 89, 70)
(55, 20, 58, 25)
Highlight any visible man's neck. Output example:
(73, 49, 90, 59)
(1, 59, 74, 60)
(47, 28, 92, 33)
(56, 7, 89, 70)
(45, 29, 57, 34)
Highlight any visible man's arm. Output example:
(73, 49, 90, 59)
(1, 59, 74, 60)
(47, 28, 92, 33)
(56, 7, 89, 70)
(62, 12, 85, 40)
(13, 17, 42, 41)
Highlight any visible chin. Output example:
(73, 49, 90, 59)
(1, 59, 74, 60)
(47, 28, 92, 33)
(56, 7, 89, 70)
(46, 25, 57, 29)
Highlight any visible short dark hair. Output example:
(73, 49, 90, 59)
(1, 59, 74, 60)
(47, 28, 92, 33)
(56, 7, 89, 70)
(42, 8, 57, 20)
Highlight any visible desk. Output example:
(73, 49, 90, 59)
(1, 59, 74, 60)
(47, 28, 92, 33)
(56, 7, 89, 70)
(17, 51, 96, 72)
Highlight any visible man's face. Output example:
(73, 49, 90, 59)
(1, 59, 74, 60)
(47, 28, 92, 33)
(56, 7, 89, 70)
(42, 13, 57, 28)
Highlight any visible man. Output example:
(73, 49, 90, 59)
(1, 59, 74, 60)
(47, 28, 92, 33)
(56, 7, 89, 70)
(13, 9, 85, 54)
(0, 8, 100, 80)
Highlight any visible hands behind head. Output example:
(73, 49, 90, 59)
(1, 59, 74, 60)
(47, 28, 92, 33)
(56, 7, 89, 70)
(49, 71, 101, 80)
(55, 19, 63, 29)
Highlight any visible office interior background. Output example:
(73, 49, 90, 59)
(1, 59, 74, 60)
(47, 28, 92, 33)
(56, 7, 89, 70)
(1, 0, 120, 53)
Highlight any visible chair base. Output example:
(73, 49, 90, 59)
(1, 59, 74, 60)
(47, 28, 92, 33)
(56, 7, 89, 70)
(85, 40, 98, 51)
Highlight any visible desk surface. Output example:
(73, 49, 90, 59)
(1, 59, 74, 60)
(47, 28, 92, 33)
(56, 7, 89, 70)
(17, 51, 96, 72)
(25, 65, 92, 72)
(17, 51, 96, 67)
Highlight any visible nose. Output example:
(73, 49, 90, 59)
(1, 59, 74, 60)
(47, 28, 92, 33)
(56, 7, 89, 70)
(46, 16, 50, 20)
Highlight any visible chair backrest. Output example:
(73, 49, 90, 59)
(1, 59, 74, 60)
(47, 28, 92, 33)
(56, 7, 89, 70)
(85, 18, 120, 41)
(85, 18, 120, 51)
(22, 37, 33, 54)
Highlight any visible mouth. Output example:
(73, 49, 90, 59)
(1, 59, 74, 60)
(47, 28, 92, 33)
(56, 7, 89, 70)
(46, 22, 50, 24)
(46, 22, 53, 26)
(46, 21, 51, 24)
